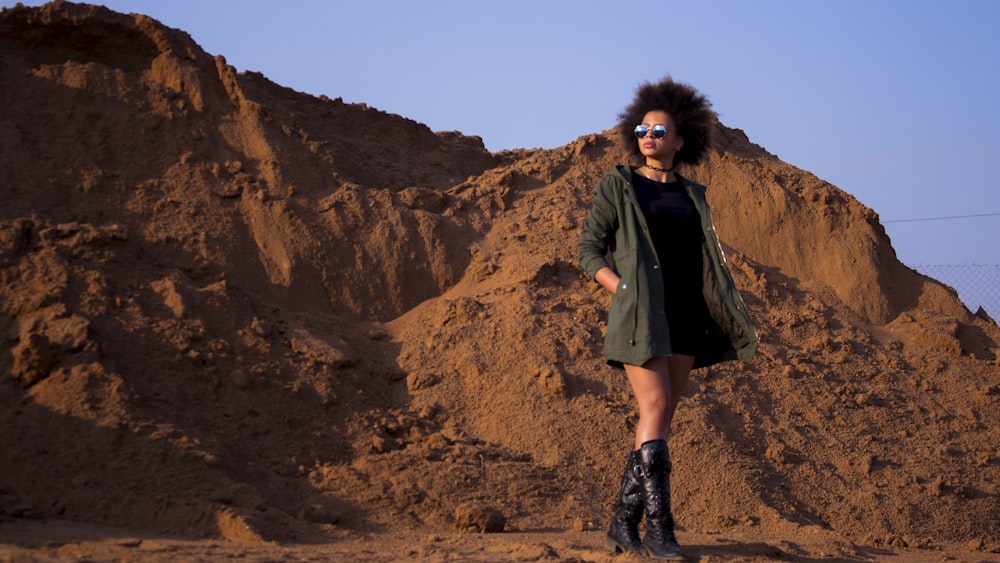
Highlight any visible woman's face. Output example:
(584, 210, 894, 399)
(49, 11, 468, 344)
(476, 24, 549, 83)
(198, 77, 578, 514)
(637, 110, 684, 163)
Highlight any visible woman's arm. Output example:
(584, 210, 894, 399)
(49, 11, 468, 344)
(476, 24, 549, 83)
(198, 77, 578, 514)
(594, 266, 621, 294)
(578, 174, 619, 281)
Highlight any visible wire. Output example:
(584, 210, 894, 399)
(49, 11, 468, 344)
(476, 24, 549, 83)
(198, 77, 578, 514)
(800, 144, 1000, 167)
(797, 145, 1000, 174)
(883, 212, 1000, 224)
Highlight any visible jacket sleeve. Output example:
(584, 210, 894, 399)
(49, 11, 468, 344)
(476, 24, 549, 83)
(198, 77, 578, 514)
(578, 174, 618, 280)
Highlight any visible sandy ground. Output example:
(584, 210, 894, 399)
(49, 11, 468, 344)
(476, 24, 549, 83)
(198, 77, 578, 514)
(1, 3, 998, 562)
(2, 518, 998, 562)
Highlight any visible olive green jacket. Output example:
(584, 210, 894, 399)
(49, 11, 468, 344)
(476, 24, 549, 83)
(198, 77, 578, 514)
(577, 165, 758, 369)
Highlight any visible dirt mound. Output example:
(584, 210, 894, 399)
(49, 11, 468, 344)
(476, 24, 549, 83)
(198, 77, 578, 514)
(1, 2, 998, 560)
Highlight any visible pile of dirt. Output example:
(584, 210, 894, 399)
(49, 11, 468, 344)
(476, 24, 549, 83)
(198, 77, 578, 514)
(1, 2, 998, 561)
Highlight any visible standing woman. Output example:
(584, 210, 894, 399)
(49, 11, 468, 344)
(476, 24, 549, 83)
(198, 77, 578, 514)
(578, 76, 758, 559)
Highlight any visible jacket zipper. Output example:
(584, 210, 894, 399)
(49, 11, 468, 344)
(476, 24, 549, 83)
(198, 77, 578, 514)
(620, 170, 642, 347)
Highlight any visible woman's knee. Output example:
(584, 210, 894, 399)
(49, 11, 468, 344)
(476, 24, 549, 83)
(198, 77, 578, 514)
(638, 393, 672, 417)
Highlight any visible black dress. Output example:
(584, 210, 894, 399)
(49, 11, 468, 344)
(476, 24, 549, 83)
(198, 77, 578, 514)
(632, 172, 713, 357)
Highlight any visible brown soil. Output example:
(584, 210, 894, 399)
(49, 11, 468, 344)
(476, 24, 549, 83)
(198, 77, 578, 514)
(1, 3, 998, 562)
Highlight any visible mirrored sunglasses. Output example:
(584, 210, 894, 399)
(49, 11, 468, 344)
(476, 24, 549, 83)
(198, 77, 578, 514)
(634, 124, 667, 139)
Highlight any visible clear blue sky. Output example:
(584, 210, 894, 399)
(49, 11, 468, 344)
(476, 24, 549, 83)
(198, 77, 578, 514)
(11, 0, 1000, 267)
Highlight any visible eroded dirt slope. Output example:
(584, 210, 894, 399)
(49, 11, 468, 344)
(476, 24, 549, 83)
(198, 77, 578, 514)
(1, 2, 998, 559)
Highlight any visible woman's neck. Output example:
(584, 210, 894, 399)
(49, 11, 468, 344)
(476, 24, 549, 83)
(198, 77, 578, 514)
(639, 162, 675, 183)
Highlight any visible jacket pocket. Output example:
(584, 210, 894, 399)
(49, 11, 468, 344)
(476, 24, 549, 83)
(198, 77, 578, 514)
(606, 277, 637, 349)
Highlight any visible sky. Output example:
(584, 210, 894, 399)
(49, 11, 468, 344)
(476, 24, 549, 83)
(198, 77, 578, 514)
(10, 2, 1000, 273)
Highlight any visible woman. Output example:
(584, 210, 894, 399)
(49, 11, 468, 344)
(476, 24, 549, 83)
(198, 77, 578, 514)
(577, 76, 758, 560)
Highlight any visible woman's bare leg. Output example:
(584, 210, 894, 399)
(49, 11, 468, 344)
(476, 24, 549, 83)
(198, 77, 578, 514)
(625, 354, 695, 449)
(625, 354, 693, 559)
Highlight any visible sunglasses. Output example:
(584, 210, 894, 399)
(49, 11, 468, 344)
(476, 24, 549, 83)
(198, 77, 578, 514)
(634, 124, 668, 139)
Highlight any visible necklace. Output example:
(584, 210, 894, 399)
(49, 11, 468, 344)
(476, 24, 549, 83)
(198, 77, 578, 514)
(643, 163, 674, 173)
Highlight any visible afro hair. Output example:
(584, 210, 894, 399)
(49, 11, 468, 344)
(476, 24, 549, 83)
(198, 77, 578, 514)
(616, 76, 717, 166)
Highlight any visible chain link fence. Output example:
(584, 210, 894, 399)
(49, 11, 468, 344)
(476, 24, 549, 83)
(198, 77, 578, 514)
(915, 264, 1000, 321)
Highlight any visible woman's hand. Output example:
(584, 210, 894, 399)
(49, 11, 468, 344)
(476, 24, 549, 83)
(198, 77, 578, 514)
(594, 267, 621, 295)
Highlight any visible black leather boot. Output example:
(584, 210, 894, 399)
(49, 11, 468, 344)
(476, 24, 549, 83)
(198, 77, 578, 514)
(636, 439, 686, 560)
(605, 449, 643, 553)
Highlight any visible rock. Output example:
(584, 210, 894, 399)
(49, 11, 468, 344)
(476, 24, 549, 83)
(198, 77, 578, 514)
(229, 369, 250, 389)
(765, 444, 787, 464)
(11, 332, 56, 386)
(371, 432, 402, 454)
(299, 504, 340, 525)
(885, 534, 908, 548)
(406, 371, 441, 391)
(537, 366, 567, 398)
(453, 502, 505, 533)
(455, 359, 481, 381)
